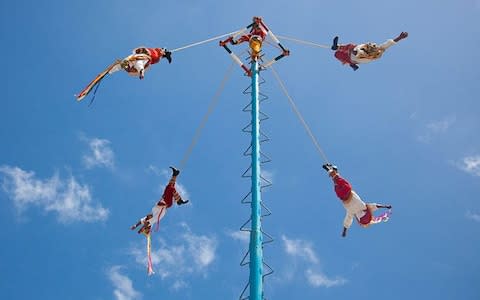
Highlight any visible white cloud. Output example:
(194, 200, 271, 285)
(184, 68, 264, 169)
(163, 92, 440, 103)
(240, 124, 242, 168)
(227, 230, 250, 243)
(305, 269, 347, 288)
(108, 266, 141, 300)
(184, 229, 216, 268)
(466, 211, 480, 222)
(131, 223, 216, 285)
(456, 155, 480, 177)
(83, 137, 115, 169)
(282, 235, 319, 264)
(147, 165, 162, 176)
(172, 279, 188, 290)
(417, 115, 456, 143)
(0, 166, 109, 223)
(281, 235, 346, 288)
(426, 117, 455, 132)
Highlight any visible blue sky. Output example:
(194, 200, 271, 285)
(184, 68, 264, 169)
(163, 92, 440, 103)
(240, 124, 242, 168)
(1, 0, 479, 299)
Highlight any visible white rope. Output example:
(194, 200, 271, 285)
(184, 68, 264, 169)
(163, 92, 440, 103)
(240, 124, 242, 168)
(264, 40, 282, 51)
(171, 29, 244, 53)
(179, 62, 235, 169)
(270, 66, 330, 163)
(276, 35, 330, 49)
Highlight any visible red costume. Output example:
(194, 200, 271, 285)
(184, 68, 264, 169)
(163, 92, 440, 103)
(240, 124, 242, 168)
(132, 47, 166, 68)
(161, 178, 181, 208)
(235, 25, 268, 44)
(333, 174, 352, 201)
(358, 209, 372, 225)
(334, 44, 357, 65)
(144, 48, 165, 64)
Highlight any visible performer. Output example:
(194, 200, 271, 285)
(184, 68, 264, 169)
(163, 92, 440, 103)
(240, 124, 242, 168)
(331, 32, 408, 70)
(322, 164, 392, 237)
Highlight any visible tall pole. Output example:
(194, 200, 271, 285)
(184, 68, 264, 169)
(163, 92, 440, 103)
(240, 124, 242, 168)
(249, 59, 263, 300)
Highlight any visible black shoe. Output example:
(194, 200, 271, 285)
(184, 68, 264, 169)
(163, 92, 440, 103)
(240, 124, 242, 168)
(177, 199, 189, 205)
(331, 36, 339, 50)
(350, 64, 359, 71)
(164, 51, 172, 64)
(386, 205, 392, 209)
(169, 166, 180, 176)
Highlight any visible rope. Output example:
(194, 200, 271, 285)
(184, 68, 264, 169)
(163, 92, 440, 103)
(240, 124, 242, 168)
(170, 29, 244, 53)
(179, 62, 235, 169)
(270, 66, 330, 163)
(265, 40, 282, 51)
(276, 35, 330, 49)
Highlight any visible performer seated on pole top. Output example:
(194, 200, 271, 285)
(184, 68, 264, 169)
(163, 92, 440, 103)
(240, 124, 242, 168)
(220, 16, 267, 47)
(111, 46, 172, 80)
(131, 166, 189, 235)
(219, 16, 272, 59)
(330, 32, 408, 71)
(322, 163, 392, 237)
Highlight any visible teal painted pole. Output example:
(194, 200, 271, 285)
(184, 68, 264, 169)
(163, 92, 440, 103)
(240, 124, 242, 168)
(249, 60, 263, 300)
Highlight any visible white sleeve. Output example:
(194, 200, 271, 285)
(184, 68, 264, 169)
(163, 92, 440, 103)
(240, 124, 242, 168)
(133, 59, 148, 71)
(343, 212, 354, 229)
(379, 39, 396, 50)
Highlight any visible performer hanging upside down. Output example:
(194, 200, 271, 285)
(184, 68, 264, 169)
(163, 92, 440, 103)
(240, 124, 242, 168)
(331, 32, 408, 71)
(322, 164, 392, 237)
(111, 46, 172, 80)
(131, 166, 189, 235)
(76, 46, 172, 101)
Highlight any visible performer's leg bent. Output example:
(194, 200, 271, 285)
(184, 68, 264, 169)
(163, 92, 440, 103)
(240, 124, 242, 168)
(232, 35, 250, 45)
